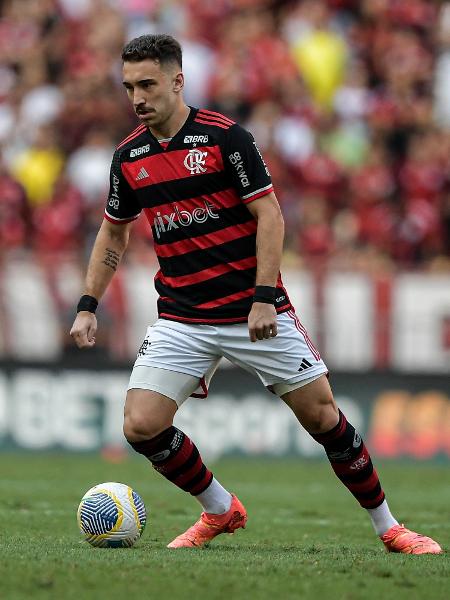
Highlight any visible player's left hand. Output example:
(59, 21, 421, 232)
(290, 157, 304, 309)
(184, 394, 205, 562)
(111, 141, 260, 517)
(248, 303, 278, 342)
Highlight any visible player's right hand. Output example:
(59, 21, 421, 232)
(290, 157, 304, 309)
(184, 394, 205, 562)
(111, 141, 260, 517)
(70, 311, 97, 348)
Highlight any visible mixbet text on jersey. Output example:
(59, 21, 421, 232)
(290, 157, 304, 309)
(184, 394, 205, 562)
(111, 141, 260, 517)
(153, 201, 219, 239)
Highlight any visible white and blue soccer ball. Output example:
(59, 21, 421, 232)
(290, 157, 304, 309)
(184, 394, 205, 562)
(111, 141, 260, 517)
(77, 482, 146, 548)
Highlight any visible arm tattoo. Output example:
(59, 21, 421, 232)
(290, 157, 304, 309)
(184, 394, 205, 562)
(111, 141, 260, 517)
(102, 247, 120, 271)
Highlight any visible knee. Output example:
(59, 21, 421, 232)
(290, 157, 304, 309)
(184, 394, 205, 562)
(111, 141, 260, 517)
(303, 397, 338, 434)
(123, 389, 177, 443)
(123, 410, 172, 443)
(284, 384, 338, 434)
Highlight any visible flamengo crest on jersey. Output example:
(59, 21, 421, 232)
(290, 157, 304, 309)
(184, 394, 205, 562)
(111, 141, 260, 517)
(183, 149, 208, 174)
(104, 107, 290, 323)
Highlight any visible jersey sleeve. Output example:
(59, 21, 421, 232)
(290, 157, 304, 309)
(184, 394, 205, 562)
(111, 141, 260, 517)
(104, 150, 142, 224)
(224, 124, 274, 203)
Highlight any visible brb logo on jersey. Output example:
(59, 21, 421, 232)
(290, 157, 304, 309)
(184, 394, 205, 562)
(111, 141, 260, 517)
(184, 135, 208, 144)
(153, 201, 219, 239)
(130, 144, 150, 158)
(184, 149, 208, 175)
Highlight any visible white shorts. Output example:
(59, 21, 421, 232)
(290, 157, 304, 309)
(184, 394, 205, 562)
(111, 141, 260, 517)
(128, 310, 328, 406)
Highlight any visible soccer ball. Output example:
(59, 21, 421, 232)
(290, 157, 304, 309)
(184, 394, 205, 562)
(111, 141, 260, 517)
(77, 482, 146, 548)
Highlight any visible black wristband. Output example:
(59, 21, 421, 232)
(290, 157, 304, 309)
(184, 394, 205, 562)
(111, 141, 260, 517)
(253, 285, 277, 305)
(77, 295, 98, 314)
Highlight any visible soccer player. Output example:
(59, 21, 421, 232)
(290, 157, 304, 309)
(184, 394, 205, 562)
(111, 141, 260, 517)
(70, 34, 442, 554)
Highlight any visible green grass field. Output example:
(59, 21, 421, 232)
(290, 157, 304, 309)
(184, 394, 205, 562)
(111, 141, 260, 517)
(0, 454, 448, 600)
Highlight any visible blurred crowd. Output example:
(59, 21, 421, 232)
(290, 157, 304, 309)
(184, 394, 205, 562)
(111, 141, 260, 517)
(1, 0, 450, 273)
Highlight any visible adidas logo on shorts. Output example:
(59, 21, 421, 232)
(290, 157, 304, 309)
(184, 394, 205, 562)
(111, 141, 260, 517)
(298, 358, 313, 372)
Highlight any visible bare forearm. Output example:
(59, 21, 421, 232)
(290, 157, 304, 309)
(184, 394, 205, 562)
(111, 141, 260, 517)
(254, 210, 284, 287)
(84, 221, 130, 300)
(247, 198, 284, 342)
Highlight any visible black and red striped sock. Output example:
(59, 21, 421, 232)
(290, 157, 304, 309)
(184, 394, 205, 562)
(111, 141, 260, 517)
(129, 426, 213, 496)
(311, 410, 385, 509)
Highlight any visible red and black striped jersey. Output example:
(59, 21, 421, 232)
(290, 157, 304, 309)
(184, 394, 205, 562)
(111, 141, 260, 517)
(104, 107, 291, 324)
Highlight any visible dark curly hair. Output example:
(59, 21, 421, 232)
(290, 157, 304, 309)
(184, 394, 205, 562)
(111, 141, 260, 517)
(121, 34, 182, 68)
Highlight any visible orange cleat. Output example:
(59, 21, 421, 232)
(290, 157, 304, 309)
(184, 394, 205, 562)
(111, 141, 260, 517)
(381, 524, 443, 555)
(167, 494, 247, 548)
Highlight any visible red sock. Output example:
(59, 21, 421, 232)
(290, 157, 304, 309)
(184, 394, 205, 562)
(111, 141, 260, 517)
(129, 426, 213, 495)
(311, 411, 385, 509)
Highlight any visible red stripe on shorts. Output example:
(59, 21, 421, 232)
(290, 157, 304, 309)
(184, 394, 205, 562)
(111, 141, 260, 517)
(287, 310, 321, 361)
